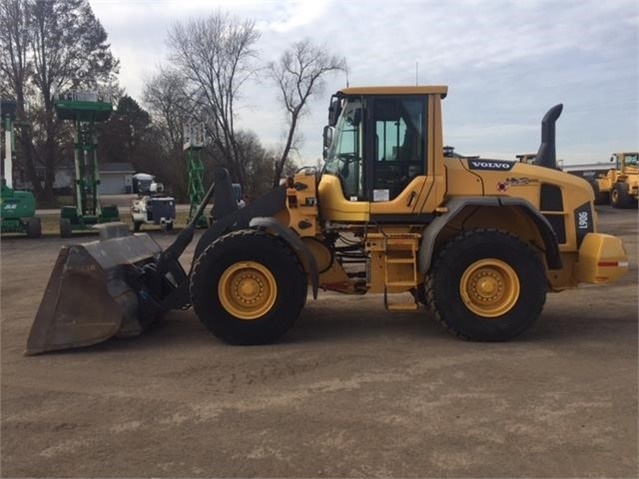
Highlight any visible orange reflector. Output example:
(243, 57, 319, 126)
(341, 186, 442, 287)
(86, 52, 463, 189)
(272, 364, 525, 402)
(597, 261, 629, 268)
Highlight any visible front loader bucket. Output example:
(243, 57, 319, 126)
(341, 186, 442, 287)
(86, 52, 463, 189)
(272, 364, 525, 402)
(25, 234, 164, 355)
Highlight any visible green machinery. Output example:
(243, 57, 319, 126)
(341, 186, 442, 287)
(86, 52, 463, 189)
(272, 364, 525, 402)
(55, 91, 119, 237)
(1, 100, 41, 238)
(184, 124, 209, 228)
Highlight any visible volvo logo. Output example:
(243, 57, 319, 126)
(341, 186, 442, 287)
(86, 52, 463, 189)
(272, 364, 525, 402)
(468, 160, 515, 171)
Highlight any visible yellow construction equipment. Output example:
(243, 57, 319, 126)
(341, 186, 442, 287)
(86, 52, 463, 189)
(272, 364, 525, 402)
(516, 153, 537, 164)
(26, 86, 629, 354)
(589, 152, 639, 208)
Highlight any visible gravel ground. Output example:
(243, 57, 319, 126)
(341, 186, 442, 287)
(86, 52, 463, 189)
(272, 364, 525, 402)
(1, 205, 637, 478)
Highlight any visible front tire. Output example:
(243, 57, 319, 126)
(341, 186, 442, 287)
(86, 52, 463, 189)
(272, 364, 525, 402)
(26, 217, 41, 238)
(190, 229, 307, 345)
(426, 229, 546, 341)
(411, 285, 428, 308)
(610, 182, 634, 209)
(590, 180, 609, 205)
(59, 218, 72, 238)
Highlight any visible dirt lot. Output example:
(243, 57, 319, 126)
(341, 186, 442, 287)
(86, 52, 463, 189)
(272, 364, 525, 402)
(1, 207, 637, 478)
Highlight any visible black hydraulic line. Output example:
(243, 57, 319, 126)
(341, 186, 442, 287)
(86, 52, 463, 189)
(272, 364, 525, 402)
(156, 181, 216, 274)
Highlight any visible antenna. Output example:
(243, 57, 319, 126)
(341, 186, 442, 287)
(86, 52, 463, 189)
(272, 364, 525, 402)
(416, 59, 419, 85)
(346, 68, 350, 88)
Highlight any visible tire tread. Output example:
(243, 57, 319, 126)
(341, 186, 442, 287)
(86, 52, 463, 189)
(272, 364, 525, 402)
(190, 229, 307, 344)
(425, 228, 546, 341)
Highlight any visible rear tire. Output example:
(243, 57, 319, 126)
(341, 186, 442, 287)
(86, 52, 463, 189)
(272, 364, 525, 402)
(60, 218, 72, 238)
(133, 221, 142, 232)
(610, 182, 633, 209)
(190, 229, 307, 345)
(426, 229, 546, 341)
(26, 217, 41, 238)
(590, 180, 609, 205)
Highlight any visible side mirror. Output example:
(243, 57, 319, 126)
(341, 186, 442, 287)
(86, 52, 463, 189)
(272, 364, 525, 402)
(328, 96, 342, 127)
(322, 125, 334, 159)
(610, 156, 615, 162)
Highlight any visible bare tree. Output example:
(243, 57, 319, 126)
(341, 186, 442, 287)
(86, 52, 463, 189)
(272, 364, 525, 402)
(142, 68, 192, 199)
(0, 0, 41, 195)
(167, 11, 260, 190)
(143, 68, 189, 153)
(268, 39, 346, 186)
(234, 130, 278, 196)
(31, 0, 118, 203)
(0, 0, 31, 111)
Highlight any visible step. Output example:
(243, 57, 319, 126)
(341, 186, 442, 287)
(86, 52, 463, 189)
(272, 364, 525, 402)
(368, 232, 421, 239)
(387, 302, 419, 311)
(385, 257, 415, 264)
(386, 280, 417, 288)
(385, 240, 419, 248)
(384, 233, 421, 239)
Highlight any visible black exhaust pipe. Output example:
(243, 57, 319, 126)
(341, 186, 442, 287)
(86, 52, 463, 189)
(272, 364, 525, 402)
(534, 104, 563, 169)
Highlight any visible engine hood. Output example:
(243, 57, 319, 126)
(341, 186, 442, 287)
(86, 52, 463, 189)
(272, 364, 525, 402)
(456, 157, 595, 208)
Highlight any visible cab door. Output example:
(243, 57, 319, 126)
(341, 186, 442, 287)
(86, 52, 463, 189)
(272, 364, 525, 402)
(366, 95, 433, 220)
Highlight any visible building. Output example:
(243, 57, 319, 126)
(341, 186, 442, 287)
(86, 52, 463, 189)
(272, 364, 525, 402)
(13, 161, 74, 195)
(13, 161, 135, 195)
(98, 162, 135, 195)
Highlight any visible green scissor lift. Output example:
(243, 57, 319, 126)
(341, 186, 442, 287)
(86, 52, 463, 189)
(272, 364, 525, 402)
(55, 92, 119, 237)
(1, 99, 41, 238)
(184, 124, 209, 228)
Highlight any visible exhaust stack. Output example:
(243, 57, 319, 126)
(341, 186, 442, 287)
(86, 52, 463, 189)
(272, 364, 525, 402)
(534, 103, 563, 169)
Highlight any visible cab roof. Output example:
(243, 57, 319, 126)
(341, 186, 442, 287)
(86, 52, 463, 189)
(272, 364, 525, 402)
(337, 85, 448, 98)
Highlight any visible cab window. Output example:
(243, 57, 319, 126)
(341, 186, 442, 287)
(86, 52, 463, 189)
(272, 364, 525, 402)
(624, 154, 638, 167)
(372, 97, 426, 200)
(323, 99, 364, 200)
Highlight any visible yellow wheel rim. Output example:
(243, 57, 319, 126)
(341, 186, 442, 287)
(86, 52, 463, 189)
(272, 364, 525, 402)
(459, 259, 520, 318)
(218, 261, 277, 320)
(611, 190, 618, 202)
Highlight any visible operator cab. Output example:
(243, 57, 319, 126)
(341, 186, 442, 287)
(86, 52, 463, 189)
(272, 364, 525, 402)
(323, 90, 427, 202)
(319, 86, 448, 222)
(612, 152, 639, 169)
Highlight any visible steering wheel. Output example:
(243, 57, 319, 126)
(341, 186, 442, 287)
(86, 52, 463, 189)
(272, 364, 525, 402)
(339, 153, 359, 164)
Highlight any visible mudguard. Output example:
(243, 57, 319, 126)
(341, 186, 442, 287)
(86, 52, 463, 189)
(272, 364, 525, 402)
(249, 217, 319, 299)
(418, 196, 562, 274)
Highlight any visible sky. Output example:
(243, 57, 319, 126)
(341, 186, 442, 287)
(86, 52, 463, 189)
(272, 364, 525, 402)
(89, 0, 639, 166)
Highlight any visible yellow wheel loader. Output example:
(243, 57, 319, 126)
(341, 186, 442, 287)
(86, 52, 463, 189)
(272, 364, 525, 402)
(26, 86, 629, 354)
(590, 152, 639, 208)
(516, 153, 537, 164)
